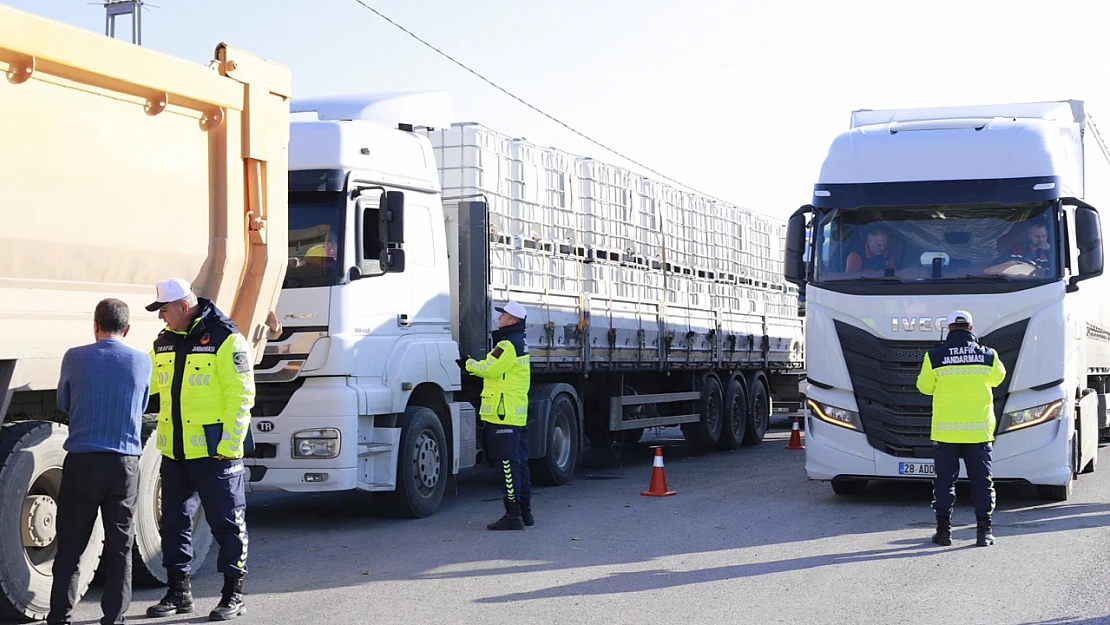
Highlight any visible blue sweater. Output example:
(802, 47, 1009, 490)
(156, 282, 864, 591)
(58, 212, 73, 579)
(57, 338, 151, 455)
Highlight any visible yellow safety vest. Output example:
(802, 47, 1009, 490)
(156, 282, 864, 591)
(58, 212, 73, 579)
(149, 300, 255, 460)
(916, 330, 1007, 443)
(466, 333, 531, 427)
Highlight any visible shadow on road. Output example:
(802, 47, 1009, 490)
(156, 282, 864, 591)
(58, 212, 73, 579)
(66, 418, 1109, 618)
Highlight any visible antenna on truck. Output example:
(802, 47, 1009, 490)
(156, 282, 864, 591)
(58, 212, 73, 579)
(101, 0, 156, 46)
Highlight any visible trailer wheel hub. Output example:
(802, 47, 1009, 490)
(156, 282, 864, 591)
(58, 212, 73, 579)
(22, 495, 57, 548)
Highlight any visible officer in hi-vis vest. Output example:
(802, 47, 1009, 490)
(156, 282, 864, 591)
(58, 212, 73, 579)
(463, 300, 533, 530)
(917, 310, 1006, 547)
(143, 278, 254, 620)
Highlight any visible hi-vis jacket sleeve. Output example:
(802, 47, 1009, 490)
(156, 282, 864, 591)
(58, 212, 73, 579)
(465, 340, 518, 379)
(148, 349, 159, 396)
(215, 333, 256, 458)
(989, 352, 1007, 388)
(916, 353, 936, 396)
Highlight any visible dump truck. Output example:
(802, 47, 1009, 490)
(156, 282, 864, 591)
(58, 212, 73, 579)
(785, 100, 1110, 500)
(0, 5, 290, 620)
(242, 93, 805, 516)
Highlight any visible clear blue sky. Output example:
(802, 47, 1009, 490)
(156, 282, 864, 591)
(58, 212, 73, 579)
(7, 0, 1107, 217)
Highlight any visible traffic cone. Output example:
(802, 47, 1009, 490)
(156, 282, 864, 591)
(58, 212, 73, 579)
(641, 447, 677, 497)
(786, 416, 805, 450)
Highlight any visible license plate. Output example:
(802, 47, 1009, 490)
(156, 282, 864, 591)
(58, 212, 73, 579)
(898, 462, 935, 476)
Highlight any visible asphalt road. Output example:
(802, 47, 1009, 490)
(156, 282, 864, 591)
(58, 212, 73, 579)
(49, 419, 1110, 625)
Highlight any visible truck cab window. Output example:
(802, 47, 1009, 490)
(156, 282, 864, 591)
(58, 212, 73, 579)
(815, 203, 1060, 286)
(286, 192, 345, 288)
(360, 205, 385, 276)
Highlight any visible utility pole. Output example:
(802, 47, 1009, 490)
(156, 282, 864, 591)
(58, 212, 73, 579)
(103, 0, 144, 45)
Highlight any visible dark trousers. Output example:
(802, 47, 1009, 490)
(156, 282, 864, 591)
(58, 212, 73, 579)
(486, 424, 531, 502)
(160, 457, 248, 577)
(932, 441, 995, 518)
(48, 452, 139, 625)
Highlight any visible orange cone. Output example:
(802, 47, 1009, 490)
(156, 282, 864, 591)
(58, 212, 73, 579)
(641, 447, 677, 497)
(786, 416, 805, 450)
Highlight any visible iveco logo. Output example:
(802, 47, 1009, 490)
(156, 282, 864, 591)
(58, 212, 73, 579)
(892, 316, 948, 332)
(257, 421, 275, 432)
(284, 312, 317, 319)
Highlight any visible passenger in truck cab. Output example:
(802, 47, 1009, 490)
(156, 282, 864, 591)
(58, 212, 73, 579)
(844, 225, 898, 272)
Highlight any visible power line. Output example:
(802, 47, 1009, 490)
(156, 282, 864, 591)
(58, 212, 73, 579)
(349, 0, 727, 203)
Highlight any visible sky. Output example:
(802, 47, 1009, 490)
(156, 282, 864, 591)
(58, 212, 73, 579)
(7, 0, 1109, 219)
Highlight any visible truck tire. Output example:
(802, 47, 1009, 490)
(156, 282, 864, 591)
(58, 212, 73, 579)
(378, 407, 448, 518)
(1037, 482, 1073, 501)
(130, 418, 213, 586)
(0, 422, 103, 621)
(717, 377, 748, 450)
(682, 376, 724, 450)
(532, 393, 579, 486)
(743, 375, 771, 445)
(831, 479, 868, 496)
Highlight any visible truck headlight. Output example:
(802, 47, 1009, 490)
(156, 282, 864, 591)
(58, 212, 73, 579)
(998, 400, 1063, 434)
(807, 399, 863, 431)
(292, 428, 341, 459)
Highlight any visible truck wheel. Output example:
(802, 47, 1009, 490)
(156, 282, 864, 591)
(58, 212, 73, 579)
(1037, 482, 1073, 501)
(379, 407, 448, 518)
(532, 393, 579, 486)
(831, 479, 868, 496)
(0, 422, 103, 621)
(130, 418, 213, 586)
(682, 376, 724, 450)
(717, 378, 748, 450)
(743, 375, 771, 445)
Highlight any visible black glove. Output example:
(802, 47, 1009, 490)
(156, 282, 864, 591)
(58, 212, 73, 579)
(455, 356, 469, 369)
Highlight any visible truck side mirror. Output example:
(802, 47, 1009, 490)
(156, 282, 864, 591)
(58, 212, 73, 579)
(380, 248, 406, 274)
(378, 191, 405, 244)
(1071, 203, 1103, 290)
(785, 205, 812, 287)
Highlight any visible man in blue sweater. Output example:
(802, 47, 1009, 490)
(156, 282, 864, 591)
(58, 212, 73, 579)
(47, 298, 151, 625)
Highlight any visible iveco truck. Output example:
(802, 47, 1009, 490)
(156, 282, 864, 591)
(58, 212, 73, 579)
(785, 100, 1110, 501)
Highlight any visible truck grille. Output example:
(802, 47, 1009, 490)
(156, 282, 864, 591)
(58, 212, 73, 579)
(251, 378, 306, 418)
(833, 319, 1027, 458)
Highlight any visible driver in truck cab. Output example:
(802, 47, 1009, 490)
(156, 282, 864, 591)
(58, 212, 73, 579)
(1008, 222, 1052, 270)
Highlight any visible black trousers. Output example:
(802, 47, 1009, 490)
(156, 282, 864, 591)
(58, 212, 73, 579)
(932, 441, 995, 519)
(160, 457, 248, 577)
(48, 452, 139, 625)
(485, 424, 531, 502)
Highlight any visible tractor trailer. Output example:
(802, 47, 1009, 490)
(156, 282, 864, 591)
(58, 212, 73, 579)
(785, 100, 1110, 500)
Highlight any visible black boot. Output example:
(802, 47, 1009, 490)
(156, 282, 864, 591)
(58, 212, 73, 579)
(931, 515, 952, 546)
(208, 575, 246, 621)
(520, 498, 535, 527)
(976, 516, 995, 547)
(146, 570, 194, 617)
(487, 499, 525, 530)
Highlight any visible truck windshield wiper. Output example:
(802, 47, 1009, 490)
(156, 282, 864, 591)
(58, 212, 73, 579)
(948, 274, 1014, 282)
(824, 275, 906, 283)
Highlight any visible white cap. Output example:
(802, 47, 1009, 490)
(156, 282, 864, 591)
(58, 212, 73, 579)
(145, 278, 193, 312)
(947, 309, 973, 326)
(495, 300, 527, 320)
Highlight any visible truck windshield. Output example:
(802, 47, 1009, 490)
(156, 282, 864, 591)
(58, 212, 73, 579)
(286, 192, 345, 288)
(813, 203, 1059, 287)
